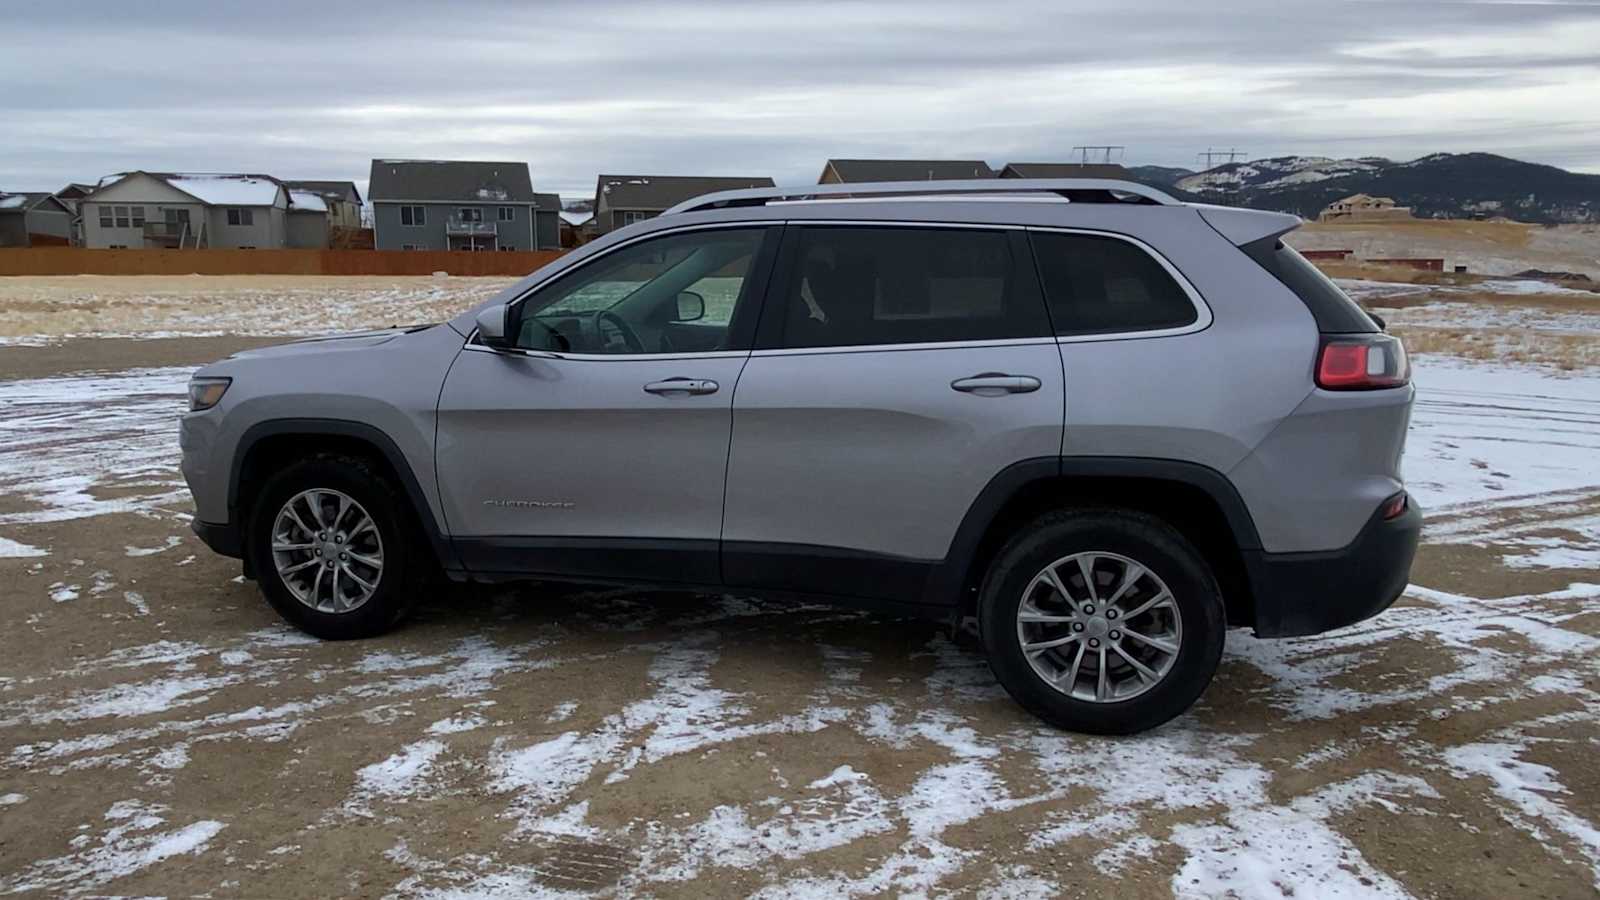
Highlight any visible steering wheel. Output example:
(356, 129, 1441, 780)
(590, 310, 644, 353)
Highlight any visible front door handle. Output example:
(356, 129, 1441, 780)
(644, 378, 719, 396)
(951, 373, 1042, 395)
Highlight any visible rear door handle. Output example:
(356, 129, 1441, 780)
(950, 373, 1042, 395)
(644, 378, 719, 396)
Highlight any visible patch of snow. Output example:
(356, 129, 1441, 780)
(125, 536, 183, 557)
(165, 174, 280, 206)
(0, 800, 224, 896)
(50, 582, 80, 602)
(287, 190, 328, 213)
(351, 739, 448, 807)
(0, 535, 47, 557)
(1444, 741, 1600, 888)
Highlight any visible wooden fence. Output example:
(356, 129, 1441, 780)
(0, 248, 566, 277)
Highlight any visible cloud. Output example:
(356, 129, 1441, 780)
(1, 0, 1597, 196)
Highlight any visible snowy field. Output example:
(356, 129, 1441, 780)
(1, 275, 1598, 897)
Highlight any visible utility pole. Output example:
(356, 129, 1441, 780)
(1072, 145, 1125, 165)
(1197, 147, 1246, 169)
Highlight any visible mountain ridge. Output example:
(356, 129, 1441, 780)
(1146, 152, 1600, 224)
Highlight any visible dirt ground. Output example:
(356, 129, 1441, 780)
(1, 272, 1599, 898)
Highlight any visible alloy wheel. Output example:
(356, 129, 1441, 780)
(1014, 551, 1183, 702)
(270, 489, 384, 614)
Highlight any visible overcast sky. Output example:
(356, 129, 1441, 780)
(3, 1, 1598, 201)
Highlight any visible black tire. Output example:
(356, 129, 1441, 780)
(246, 454, 422, 640)
(978, 508, 1225, 735)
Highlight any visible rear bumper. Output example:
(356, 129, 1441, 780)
(1244, 497, 1421, 638)
(192, 518, 243, 559)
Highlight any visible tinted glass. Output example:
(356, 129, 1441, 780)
(513, 227, 764, 354)
(780, 227, 1047, 348)
(1240, 237, 1377, 333)
(1030, 232, 1197, 335)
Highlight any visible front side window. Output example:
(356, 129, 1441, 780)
(460, 207, 482, 222)
(498, 206, 514, 221)
(777, 226, 1048, 348)
(226, 208, 254, 227)
(114, 206, 130, 228)
(511, 227, 766, 355)
(130, 206, 145, 227)
(1030, 232, 1196, 336)
(98, 205, 112, 228)
(400, 205, 425, 226)
(622, 211, 648, 226)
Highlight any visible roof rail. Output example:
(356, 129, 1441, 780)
(662, 178, 1180, 216)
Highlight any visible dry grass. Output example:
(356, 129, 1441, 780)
(1391, 325, 1600, 371)
(1301, 217, 1537, 249)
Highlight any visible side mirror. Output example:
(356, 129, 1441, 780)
(675, 290, 705, 322)
(475, 304, 512, 349)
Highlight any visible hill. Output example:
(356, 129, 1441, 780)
(1166, 153, 1600, 223)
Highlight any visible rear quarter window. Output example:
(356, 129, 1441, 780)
(1029, 232, 1199, 336)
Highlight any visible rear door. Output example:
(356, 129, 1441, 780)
(436, 224, 777, 584)
(721, 223, 1064, 602)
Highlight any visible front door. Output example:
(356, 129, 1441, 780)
(721, 224, 1065, 602)
(436, 224, 777, 584)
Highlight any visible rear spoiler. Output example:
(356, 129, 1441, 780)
(1192, 203, 1302, 246)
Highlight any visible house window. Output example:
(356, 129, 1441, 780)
(130, 206, 145, 227)
(227, 208, 254, 227)
(497, 206, 514, 221)
(114, 206, 130, 228)
(622, 211, 648, 226)
(108, 244, 128, 249)
(402, 243, 422, 251)
(400, 205, 426, 226)
(497, 245, 514, 251)
(459, 207, 482, 223)
(98, 206, 113, 228)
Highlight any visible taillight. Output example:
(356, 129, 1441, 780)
(1316, 334, 1410, 390)
(1380, 491, 1409, 520)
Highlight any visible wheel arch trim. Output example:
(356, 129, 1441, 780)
(926, 455, 1263, 608)
(229, 418, 458, 571)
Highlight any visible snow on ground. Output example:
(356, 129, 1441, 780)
(2, 319, 1599, 894)
(0, 276, 515, 342)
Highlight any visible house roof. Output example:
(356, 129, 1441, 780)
(284, 180, 363, 205)
(559, 210, 593, 227)
(822, 159, 996, 183)
(92, 171, 286, 206)
(998, 163, 1130, 179)
(0, 192, 70, 215)
(596, 174, 776, 211)
(368, 159, 536, 203)
(55, 183, 96, 200)
(287, 190, 328, 213)
(532, 192, 561, 211)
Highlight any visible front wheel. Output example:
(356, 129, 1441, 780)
(978, 509, 1225, 734)
(246, 455, 420, 639)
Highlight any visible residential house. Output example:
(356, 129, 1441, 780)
(998, 163, 1130, 179)
(368, 159, 559, 251)
(817, 159, 995, 183)
(53, 183, 97, 245)
(593, 175, 776, 234)
(80, 171, 292, 249)
(558, 209, 594, 247)
(283, 180, 364, 229)
(1319, 194, 1413, 223)
(0, 192, 73, 247)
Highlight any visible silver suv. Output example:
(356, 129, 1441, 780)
(181, 179, 1419, 733)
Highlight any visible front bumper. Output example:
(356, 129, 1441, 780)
(1244, 496, 1421, 638)
(192, 518, 243, 559)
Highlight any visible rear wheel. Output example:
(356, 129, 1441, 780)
(246, 455, 420, 639)
(978, 508, 1225, 734)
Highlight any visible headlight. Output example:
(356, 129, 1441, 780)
(187, 377, 231, 411)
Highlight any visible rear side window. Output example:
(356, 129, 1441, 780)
(778, 226, 1049, 348)
(1030, 232, 1198, 336)
(1240, 238, 1378, 333)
